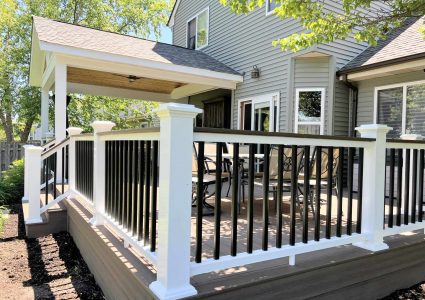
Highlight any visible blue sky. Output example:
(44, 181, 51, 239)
(149, 25, 172, 44)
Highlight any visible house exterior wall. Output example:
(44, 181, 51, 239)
(356, 70, 425, 127)
(171, 0, 388, 134)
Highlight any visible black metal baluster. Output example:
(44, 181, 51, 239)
(144, 141, 151, 245)
(396, 149, 403, 226)
(289, 145, 297, 246)
(150, 141, 158, 252)
(314, 146, 322, 241)
(276, 145, 284, 248)
(214, 142, 222, 259)
(247, 144, 255, 253)
(127, 141, 133, 230)
(404, 149, 410, 225)
(138, 141, 145, 241)
(132, 141, 138, 236)
(118, 141, 123, 225)
(326, 147, 333, 239)
(231, 143, 239, 256)
(262, 144, 270, 251)
(356, 148, 364, 233)
(412, 149, 418, 223)
(418, 149, 424, 222)
(45, 158, 49, 205)
(53, 153, 57, 200)
(347, 147, 354, 235)
(196, 142, 204, 263)
(302, 146, 310, 243)
(61, 147, 65, 194)
(123, 141, 129, 229)
(388, 149, 395, 228)
(113, 141, 118, 220)
(336, 147, 344, 237)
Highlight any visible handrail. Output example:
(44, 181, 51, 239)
(41, 137, 70, 159)
(194, 127, 376, 143)
(42, 138, 56, 151)
(387, 138, 425, 144)
(97, 127, 160, 136)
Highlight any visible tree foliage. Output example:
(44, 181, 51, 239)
(219, 0, 425, 52)
(0, 0, 171, 142)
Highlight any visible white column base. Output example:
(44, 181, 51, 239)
(353, 241, 389, 252)
(25, 217, 44, 225)
(149, 281, 197, 300)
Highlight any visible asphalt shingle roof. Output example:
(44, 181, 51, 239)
(339, 17, 425, 74)
(33, 16, 240, 76)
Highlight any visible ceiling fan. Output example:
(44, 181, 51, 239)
(112, 73, 142, 83)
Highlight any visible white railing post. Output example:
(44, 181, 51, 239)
(90, 121, 115, 226)
(25, 145, 44, 224)
(355, 124, 391, 251)
(22, 145, 32, 203)
(150, 103, 202, 300)
(67, 127, 83, 195)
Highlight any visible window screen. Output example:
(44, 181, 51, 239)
(377, 87, 403, 139)
(187, 18, 196, 50)
(406, 83, 425, 136)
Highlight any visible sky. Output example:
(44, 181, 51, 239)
(149, 25, 172, 44)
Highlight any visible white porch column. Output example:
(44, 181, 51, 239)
(355, 124, 391, 251)
(41, 88, 50, 142)
(67, 127, 83, 195)
(55, 61, 67, 182)
(90, 121, 115, 226)
(25, 145, 44, 224)
(150, 103, 202, 300)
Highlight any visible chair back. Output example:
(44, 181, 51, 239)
(269, 146, 305, 180)
(310, 147, 340, 180)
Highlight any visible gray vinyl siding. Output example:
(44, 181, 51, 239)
(293, 57, 331, 134)
(356, 70, 425, 127)
(172, 0, 389, 133)
(334, 80, 350, 136)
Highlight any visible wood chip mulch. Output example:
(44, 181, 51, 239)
(0, 204, 104, 299)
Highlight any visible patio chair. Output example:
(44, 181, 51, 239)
(297, 147, 341, 217)
(192, 143, 232, 214)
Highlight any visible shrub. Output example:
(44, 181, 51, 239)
(0, 207, 6, 234)
(0, 159, 24, 205)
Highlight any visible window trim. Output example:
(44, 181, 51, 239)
(237, 92, 280, 132)
(295, 87, 326, 135)
(265, 0, 280, 16)
(186, 7, 209, 50)
(374, 79, 425, 136)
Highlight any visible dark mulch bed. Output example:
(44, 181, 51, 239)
(0, 204, 104, 299)
(380, 283, 425, 300)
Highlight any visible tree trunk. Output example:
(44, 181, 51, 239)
(19, 117, 35, 142)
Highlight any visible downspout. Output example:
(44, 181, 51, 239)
(340, 74, 358, 137)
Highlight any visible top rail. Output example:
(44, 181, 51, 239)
(41, 137, 70, 159)
(386, 138, 425, 150)
(194, 128, 375, 148)
(98, 127, 160, 141)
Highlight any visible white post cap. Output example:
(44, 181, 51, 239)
(355, 124, 392, 138)
(25, 145, 43, 153)
(400, 134, 424, 140)
(67, 127, 84, 136)
(156, 103, 202, 118)
(91, 121, 115, 133)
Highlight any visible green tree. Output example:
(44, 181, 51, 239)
(220, 0, 425, 52)
(0, 0, 171, 142)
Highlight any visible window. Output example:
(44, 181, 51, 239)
(187, 8, 209, 50)
(295, 88, 325, 135)
(266, 0, 281, 15)
(375, 81, 425, 138)
(238, 93, 279, 132)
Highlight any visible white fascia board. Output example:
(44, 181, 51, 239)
(68, 82, 172, 102)
(38, 41, 243, 88)
(347, 58, 425, 81)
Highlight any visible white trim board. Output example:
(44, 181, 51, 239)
(295, 87, 326, 135)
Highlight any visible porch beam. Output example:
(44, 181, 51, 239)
(41, 54, 56, 91)
(67, 82, 174, 103)
(54, 54, 241, 90)
(170, 84, 214, 100)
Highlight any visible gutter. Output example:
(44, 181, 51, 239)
(339, 74, 359, 137)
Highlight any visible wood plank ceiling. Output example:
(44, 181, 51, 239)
(67, 67, 185, 94)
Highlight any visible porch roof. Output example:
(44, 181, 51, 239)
(29, 16, 243, 96)
(339, 17, 425, 75)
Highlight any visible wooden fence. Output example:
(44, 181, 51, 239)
(0, 141, 39, 178)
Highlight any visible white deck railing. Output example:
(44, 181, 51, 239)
(23, 103, 425, 300)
